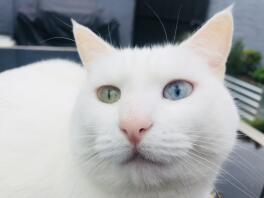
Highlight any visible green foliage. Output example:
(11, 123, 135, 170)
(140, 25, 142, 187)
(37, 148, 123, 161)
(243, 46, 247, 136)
(226, 40, 262, 77)
(251, 68, 264, 83)
(226, 40, 244, 76)
(247, 119, 264, 133)
(242, 49, 262, 73)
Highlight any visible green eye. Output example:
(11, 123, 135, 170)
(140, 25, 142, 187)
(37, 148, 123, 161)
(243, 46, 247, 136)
(97, 85, 121, 104)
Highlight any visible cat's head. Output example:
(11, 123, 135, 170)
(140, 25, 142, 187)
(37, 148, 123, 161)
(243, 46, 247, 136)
(71, 7, 239, 194)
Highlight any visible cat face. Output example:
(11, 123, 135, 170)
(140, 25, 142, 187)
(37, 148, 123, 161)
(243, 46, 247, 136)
(72, 7, 239, 193)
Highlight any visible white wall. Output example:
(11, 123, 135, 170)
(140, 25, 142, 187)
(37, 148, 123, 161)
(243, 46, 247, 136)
(208, 0, 264, 60)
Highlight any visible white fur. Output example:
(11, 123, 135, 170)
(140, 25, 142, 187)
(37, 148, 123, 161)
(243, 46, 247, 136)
(0, 46, 238, 198)
(0, 8, 239, 198)
(71, 45, 239, 198)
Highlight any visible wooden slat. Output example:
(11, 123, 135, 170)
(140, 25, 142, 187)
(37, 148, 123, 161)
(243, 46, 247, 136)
(225, 81, 262, 101)
(238, 109, 255, 121)
(237, 102, 259, 115)
(240, 121, 264, 146)
(230, 92, 260, 108)
(225, 75, 263, 120)
(225, 75, 263, 94)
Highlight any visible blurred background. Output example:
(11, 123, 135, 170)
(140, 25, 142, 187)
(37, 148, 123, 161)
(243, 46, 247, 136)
(0, 0, 263, 49)
(0, 0, 263, 197)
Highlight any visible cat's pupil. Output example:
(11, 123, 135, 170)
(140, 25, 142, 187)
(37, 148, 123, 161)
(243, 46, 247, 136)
(175, 85, 180, 96)
(97, 85, 121, 103)
(108, 89, 111, 100)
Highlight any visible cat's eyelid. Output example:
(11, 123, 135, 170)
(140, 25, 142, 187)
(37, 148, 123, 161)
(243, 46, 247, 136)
(165, 79, 196, 88)
(95, 84, 121, 92)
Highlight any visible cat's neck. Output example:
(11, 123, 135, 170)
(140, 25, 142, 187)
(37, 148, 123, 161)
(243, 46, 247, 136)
(75, 175, 212, 198)
(82, 184, 212, 198)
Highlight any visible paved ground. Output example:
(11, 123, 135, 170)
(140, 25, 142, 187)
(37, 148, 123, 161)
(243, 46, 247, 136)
(216, 130, 264, 198)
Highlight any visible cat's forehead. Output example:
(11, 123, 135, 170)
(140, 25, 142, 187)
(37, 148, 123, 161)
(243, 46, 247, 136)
(88, 45, 211, 85)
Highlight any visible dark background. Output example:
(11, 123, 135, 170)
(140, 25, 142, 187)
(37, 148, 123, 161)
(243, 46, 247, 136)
(0, 0, 209, 47)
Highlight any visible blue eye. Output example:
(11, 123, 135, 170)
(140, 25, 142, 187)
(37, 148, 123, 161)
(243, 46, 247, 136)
(163, 80, 193, 100)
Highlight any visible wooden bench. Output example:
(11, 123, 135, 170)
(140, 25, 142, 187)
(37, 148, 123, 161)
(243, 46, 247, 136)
(225, 75, 264, 121)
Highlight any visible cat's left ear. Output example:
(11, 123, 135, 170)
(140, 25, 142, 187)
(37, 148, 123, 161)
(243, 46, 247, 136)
(181, 6, 234, 79)
(72, 20, 115, 69)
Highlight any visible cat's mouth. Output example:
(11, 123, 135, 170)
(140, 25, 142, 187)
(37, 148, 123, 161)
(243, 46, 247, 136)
(122, 151, 164, 167)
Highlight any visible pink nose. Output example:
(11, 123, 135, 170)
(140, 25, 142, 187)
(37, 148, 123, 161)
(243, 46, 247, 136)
(119, 118, 152, 145)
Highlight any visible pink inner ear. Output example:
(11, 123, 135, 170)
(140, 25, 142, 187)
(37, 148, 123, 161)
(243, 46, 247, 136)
(182, 9, 233, 78)
(72, 20, 114, 68)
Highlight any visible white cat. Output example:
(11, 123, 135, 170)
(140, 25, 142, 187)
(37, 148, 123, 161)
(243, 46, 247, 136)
(0, 7, 239, 198)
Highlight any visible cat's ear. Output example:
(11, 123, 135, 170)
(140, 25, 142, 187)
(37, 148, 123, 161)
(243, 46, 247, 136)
(72, 20, 115, 69)
(181, 6, 234, 79)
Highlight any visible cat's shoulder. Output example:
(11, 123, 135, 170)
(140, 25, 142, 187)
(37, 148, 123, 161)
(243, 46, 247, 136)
(0, 59, 86, 102)
(0, 59, 87, 197)
(0, 59, 85, 84)
(0, 58, 86, 121)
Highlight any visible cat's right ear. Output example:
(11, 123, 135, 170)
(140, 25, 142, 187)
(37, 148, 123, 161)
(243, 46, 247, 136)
(181, 6, 234, 79)
(72, 20, 115, 69)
